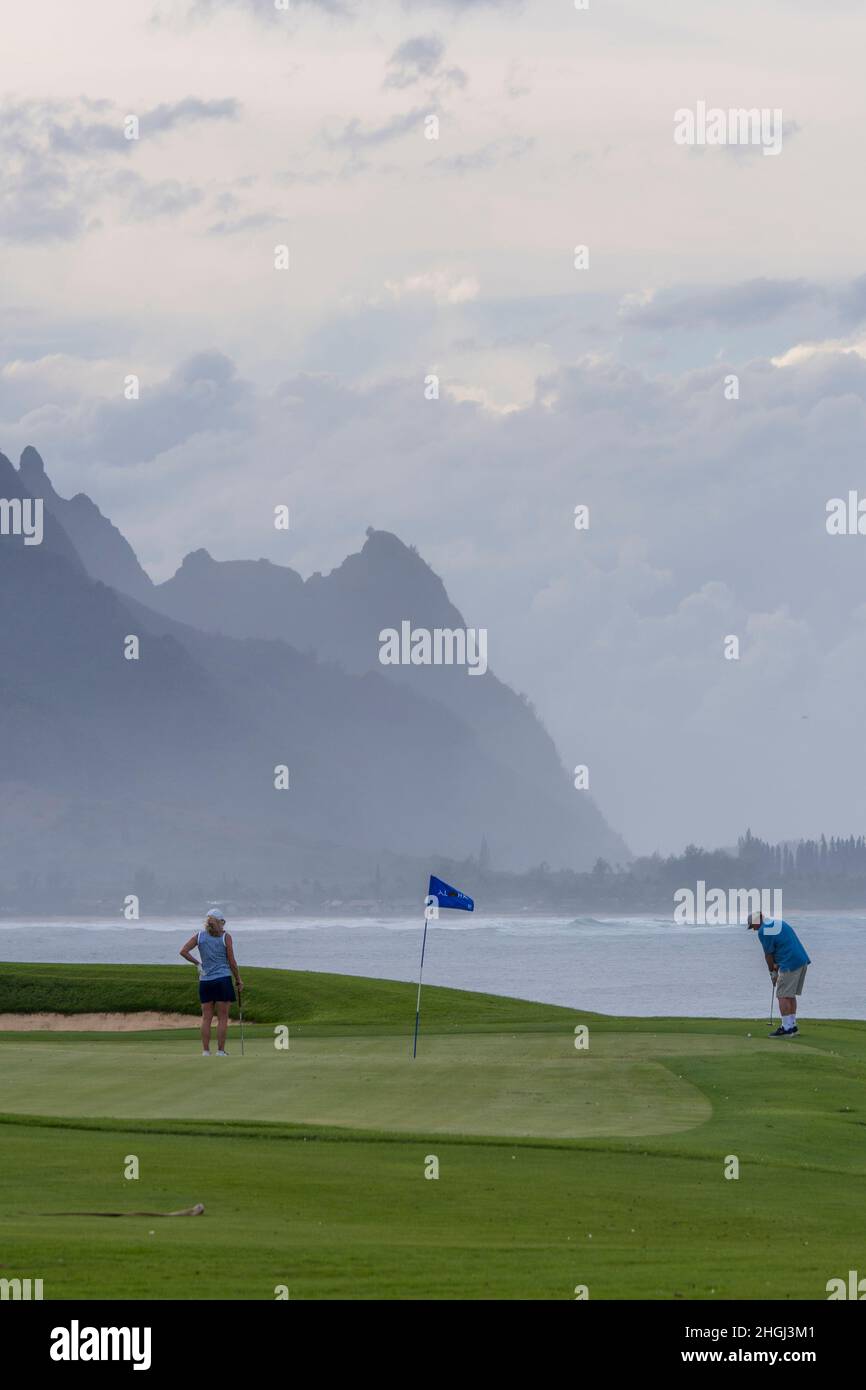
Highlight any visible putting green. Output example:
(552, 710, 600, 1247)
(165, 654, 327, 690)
(0, 1033, 712, 1139)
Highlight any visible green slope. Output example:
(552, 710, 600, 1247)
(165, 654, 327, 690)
(0, 961, 574, 1033)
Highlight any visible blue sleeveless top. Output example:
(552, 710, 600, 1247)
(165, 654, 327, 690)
(197, 929, 232, 981)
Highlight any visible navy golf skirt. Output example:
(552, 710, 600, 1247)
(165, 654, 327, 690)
(199, 975, 236, 1005)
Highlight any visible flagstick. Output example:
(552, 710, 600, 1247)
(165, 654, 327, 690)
(412, 912, 430, 1059)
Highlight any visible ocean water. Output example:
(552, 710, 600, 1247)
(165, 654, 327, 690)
(0, 911, 862, 1020)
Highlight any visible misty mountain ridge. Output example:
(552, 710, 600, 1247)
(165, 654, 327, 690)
(119, 517, 584, 813)
(1, 447, 627, 906)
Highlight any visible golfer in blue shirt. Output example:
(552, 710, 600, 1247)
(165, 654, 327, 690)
(748, 911, 811, 1037)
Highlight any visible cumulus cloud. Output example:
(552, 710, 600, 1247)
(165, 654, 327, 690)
(771, 336, 866, 367)
(617, 276, 866, 366)
(402, 0, 521, 10)
(0, 96, 238, 243)
(383, 33, 467, 91)
(7, 352, 253, 469)
(385, 34, 444, 87)
(100, 169, 205, 221)
(171, 0, 517, 17)
(165, 0, 353, 21)
(207, 210, 284, 235)
(429, 134, 533, 174)
(383, 270, 480, 303)
(325, 106, 429, 151)
(619, 279, 825, 331)
(48, 97, 238, 156)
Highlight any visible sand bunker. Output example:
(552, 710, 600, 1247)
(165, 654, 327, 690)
(0, 1012, 200, 1032)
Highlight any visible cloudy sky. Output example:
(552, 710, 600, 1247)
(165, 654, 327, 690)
(3, 0, 866, 854)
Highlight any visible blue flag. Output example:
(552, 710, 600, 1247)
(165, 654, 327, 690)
(428, 875, 474, 912)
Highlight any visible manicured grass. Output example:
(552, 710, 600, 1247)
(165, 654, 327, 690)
(0, 965, 864, 1299)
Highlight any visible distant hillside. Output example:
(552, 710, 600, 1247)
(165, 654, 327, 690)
(0, 447, 628, 907)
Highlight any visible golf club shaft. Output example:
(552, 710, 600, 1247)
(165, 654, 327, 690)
(769, 976, 775, 1029)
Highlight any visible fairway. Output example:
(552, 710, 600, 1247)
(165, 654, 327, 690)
(1, 964, 865, 1300)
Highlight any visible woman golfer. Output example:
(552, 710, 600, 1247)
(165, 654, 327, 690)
(180, 910, 243, 1056)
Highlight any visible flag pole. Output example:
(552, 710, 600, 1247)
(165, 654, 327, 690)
(412, 909, 430, 1059)
(413, 877, 473, 1057)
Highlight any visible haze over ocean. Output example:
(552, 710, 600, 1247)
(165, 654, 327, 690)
(2, 913, 862, 1020)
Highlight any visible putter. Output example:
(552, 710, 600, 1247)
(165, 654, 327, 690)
(769, 976, 775, 1031)
(238, 986, 245, 1056)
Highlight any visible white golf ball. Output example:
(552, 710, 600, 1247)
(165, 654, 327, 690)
(747, 1032, 752, 1037)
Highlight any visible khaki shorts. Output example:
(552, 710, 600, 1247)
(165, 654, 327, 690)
(777, 965, 808, 998)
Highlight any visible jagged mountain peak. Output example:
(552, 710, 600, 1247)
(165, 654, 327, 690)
(315, 526, 455, 613)
(179, 547, 216, 570)
(19, 444, 47, 478)
(10, 444, 152, 599)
